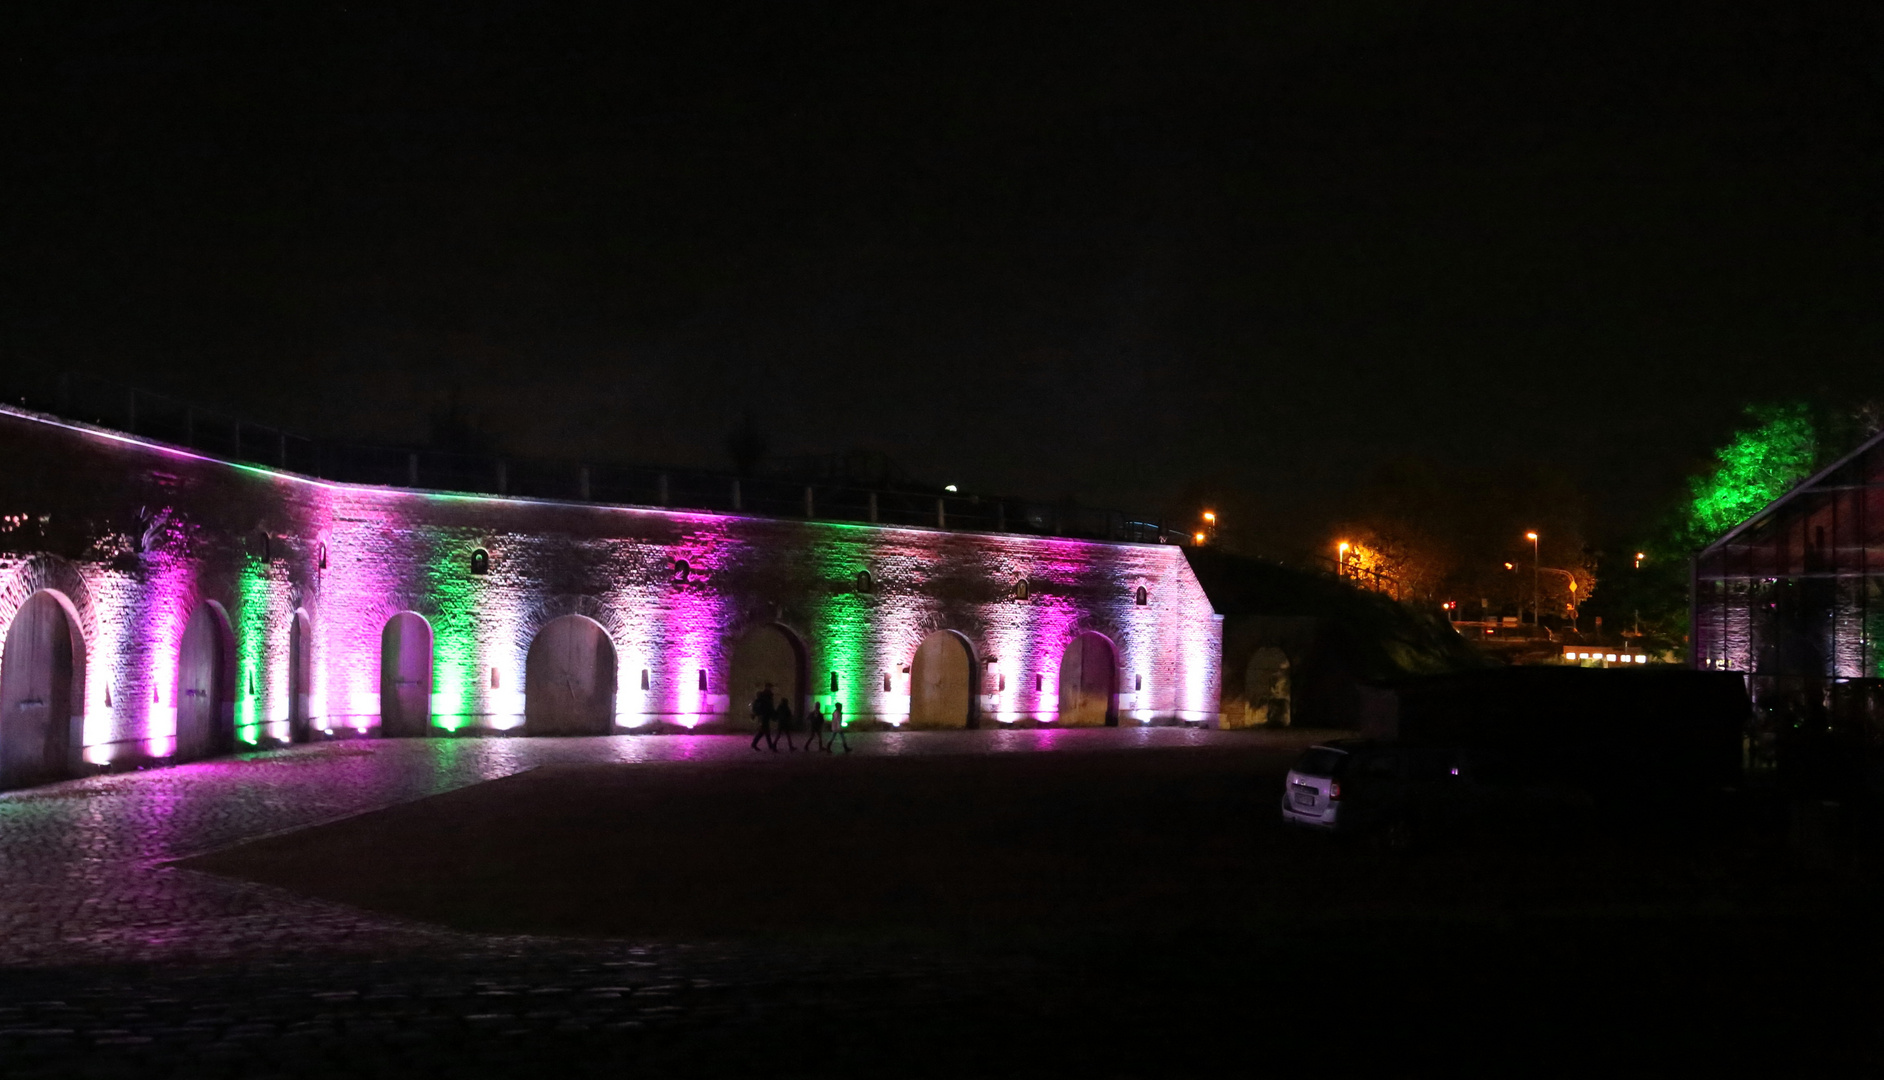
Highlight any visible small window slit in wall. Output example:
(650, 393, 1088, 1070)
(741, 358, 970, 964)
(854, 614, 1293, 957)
(998, 674, 1006, 691)
(490, 667, 501, 689)
(830, 671, 839, 692)
(697, 669, 707, 691)
(1135, 586, 1148, 606)
(1135, 674, 1143, 691)
(1036, 674, 1044, 692)
(470, 548, 489, 575)
(640, 669, 650, 691)
(882, 672, 892, 692)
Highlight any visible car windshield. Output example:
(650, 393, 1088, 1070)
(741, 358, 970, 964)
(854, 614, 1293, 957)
(1293, 747, 1350, 778)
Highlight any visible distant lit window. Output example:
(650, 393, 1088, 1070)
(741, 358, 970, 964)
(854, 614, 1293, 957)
(1135, 586, 1148, 606)
(470, 548, 489, 575)
(1014, 578, 1030, 601)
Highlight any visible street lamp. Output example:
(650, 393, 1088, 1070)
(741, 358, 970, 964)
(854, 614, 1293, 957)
(1193, 531, 1206, 545)
(1337, 540, 1351, 578)
(1525, 531, 1539, 627)
(1634, 551, 1645, 570)
(1202, 510, 1217, 543)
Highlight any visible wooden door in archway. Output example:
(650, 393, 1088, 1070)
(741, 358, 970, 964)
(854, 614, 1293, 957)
(910, 630, 973, 729)
(0, 592, 79, 788)
(288, 610, 313, 742)
(176, 601, 234, 761)
(1056, 631, 1118, 726)
(728, 624, 804, 729)
(380, 612, 433, 737)
(525, 615, 617, 736)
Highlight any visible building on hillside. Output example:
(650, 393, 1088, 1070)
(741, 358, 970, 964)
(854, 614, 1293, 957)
(1692, 427, 1884, 746)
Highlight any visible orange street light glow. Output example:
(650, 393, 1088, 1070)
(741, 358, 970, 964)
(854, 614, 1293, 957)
(1525, 531, 1538, 541)
(1194, 532, 1207, 544)
(1203, 511, 1216, 522)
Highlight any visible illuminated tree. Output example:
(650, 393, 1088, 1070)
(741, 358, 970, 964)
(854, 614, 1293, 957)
(1681, 402, 1815, 547)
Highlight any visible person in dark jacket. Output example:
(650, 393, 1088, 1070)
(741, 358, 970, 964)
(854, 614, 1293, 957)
(750, 683, 777, 751)
(774, 696, 797, 751)
(803, 701, 828, 751)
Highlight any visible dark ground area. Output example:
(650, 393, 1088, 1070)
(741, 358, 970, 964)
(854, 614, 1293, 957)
(9, 735, 1884, 1076)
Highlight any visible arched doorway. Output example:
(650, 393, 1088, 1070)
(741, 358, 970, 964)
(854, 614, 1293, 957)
(525, 615, 617, 736)
(1244, 647, 1290, 727)
(0, 591, 84, 788)
(380, 612, 433, 738)
(728, 624, 804, 729)
(288, 609, 313, 743)
(1056, 631, 1118, 726)
(910, 630, 975, 729)
(176, 600, 235, 762)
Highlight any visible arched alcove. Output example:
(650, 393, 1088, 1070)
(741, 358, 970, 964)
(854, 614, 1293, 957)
(288, 609, 313, 743)
(379, 612, 434, 737)
(1056, 631, 1118, 727)
(728, 623, 805, 729)
(525, 615, 617, 736)
(1245, 646, 1291, 727)
(0, 590, 85, 788)
(176, 600, 236, 761)
(910, 630, 975, 729)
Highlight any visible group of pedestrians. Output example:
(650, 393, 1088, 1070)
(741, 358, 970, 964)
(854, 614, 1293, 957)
(748, 682, 852, 752)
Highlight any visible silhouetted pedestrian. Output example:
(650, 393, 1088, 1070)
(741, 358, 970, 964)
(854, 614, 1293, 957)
(775, 697, 797, 751)
(829, 701, 851, 752)
(749, 683, 777, 751)
(804, 701, 828, 751)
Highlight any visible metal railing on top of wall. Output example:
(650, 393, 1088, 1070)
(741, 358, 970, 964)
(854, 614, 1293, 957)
(2, 368, 1187, 545)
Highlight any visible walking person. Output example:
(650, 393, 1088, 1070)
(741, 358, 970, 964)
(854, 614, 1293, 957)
(829, 700, 851, 752)
(749, 682, 777, 751)
(774, 696, 797, 751)
(804, 701, 828, 752)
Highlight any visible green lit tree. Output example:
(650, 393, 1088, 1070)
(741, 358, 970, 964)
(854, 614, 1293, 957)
(1679, 402, 1816, 548)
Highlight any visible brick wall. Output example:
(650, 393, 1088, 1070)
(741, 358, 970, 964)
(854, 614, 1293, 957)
(0, 405, 1222, 773)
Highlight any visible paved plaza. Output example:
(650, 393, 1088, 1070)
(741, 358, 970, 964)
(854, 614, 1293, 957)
(6, 727, 1883, 1077)
(0, 728, 1308, 1077)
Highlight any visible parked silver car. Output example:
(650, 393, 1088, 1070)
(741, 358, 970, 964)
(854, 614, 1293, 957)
(1281, 742, 1351, 829)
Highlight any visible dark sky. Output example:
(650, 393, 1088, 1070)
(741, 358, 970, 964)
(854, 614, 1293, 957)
(5, 2, 1882, 552)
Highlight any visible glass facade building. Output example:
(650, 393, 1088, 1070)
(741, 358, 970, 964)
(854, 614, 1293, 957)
(1693, 432, 1884, 762)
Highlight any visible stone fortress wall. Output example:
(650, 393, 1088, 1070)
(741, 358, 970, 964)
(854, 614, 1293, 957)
(0, 404, 1222, 787)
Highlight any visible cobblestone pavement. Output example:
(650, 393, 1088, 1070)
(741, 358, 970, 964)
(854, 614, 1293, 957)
(0, 728, 1298, 1077)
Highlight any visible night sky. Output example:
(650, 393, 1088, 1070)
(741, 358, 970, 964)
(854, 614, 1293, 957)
(6, 2, 1881, 552)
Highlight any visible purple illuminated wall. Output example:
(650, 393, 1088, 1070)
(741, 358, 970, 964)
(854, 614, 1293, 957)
(0, 404, 1222, 779)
